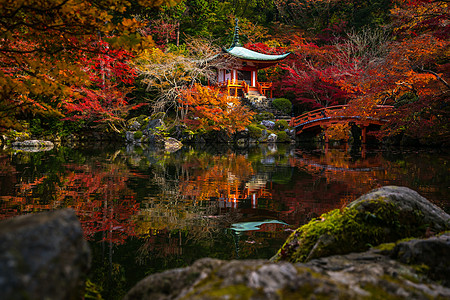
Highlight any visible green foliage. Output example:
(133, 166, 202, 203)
(247, 124, 263, 139)
(254, 112, 274, 122)
(276, 131, 290, 143)
(277, 0, 394, 34)
(6, 130, 30, 142)
(272, 98, 292, 115)
(274, 120, 289, 131)
(134, 131, 143, 140)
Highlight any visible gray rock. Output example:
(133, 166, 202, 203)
(260, 120, 275, 129)
(348, 186, 450, 233)
(129, 121, 141, 131)
(273, 186, 450, 264)
(125, 235, 450, 299)
(146, 119, 164, 131)
(267, 133, 277, 143)
(285, 129, 295, 138)
(11, 140, 54, 151)
(391, 233, 450, 286)
(125, 131, 135, 144)
(0, 209, 91, 300)
(261, 129, 268, 137)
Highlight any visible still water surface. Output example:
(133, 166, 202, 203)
(0, 143, 449, 299)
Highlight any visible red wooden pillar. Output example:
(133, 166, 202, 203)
(362, 126, 367, 144)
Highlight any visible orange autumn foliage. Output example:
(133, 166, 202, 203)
(179, 84, 255, 134)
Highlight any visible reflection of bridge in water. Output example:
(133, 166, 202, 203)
(290, 149, 387, 190)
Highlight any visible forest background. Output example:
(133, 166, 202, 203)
(0, 0, 448, 146)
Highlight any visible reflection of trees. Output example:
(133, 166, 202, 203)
(57, 163, 138, 245)
(0, 149, 139, 245)
(279, 147, 450, 228)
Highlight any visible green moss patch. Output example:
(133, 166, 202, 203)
(273, 200, 430, 263)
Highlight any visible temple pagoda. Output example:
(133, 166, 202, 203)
(214, 19, 290, 103)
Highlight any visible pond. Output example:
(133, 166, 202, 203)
(0, 143, 449, 299)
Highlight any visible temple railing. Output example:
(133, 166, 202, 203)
(216, 80, 273, 98)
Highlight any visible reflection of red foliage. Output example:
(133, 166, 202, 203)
(58, 164, 139, 245)
(78, 195, 139, 245)
(0, 161, 139, 245)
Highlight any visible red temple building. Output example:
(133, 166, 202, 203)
(213, 20, 290, 106)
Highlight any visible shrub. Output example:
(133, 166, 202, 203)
(274, 120, 289, 131)
(254, 112, 274, 122)
(272, 98, 292, 115)
(277, 131, 290, 143)
(247, 124, 263, 139)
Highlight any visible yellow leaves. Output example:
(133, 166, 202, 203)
(122, 18, 137, 29)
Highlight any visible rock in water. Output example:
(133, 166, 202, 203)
(0, 209, 91, 300)
(272, 186, 450, 263)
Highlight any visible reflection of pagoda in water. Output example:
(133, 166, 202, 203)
(217, 173, 272, 209)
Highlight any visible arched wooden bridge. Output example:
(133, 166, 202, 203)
(290, 105, 394, 143)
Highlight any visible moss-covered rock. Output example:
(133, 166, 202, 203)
(272, 186, 450, 263)
(124, 235, 450, 299)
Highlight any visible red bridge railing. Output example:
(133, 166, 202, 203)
(290, 105, 394, 131)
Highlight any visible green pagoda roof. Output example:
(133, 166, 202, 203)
(223, 46, 290, 61)
(224, 18, 290, 62)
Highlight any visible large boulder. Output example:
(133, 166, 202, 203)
(145, 119, 164, 132)
(124, 234, 450, 299)
(0, 209, 91, 300)
(272, 186, 450, 263)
